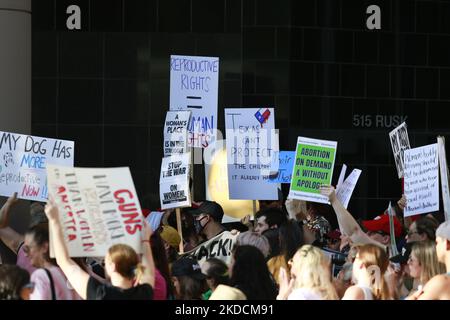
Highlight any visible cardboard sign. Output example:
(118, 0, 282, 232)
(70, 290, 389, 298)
(389, 122, 411, 179)
(182, 231, 238, 265)
(159, 153, 191, 210)
(224, 108, 279, 200)
(46, 166, 143, 257)
(335, 165, 362, 209)
(0, 131, 74, 201)
(170, 55, 219, 149)
(267, 151, 295, 184)
(288, 137, 337, 204)
(404, 143, 439, 217)
(163, 111, 191, 157)
(438, 137, 450, 221)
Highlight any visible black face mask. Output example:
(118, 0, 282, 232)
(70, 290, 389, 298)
(194, 216, 208, 234)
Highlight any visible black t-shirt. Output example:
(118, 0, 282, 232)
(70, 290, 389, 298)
(87, 276, 153, 300)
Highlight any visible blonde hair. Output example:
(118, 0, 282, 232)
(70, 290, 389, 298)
(411, 241, 446, 285)
(292, 245, 338, 300)
(108, 244, 144, 280)
(356, 244, 391, 300)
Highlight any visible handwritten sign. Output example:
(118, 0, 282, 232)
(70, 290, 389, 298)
(182, 231, 238, 266)
(404, 143, 439, 217)
(170, 55, 219, 149)
(163, 111, 191, 157)
(0, 131, 74, 201)
(159, 153, 191, 210)
(224, 108, 279, 200)
(288, 137, 337, 204)
(46, 166, 143, 257)
(335, 165, 362, 209)
(438, 137, 450, 221)
(268, 151, 295, 183)
(389, 122, 411, 179)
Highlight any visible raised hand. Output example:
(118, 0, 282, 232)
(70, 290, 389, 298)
(319, 185, 337, 203)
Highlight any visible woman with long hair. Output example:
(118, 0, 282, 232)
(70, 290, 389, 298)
(230, 245, 277, 300)
(267, 219, 304, 285)
(278, 245, 338, 300)
(24, 223, 80, 300)
(150, 231, 174, 299)
(343, 244, 392, 300)
(406, 241, 446, 297)
(45, 198, 155, 300)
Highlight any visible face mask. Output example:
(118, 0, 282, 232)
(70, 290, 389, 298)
(194, 216, 208, 234)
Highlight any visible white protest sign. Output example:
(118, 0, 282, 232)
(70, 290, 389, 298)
(0, 131, 74, 201)
(438, 137, 450, 221)
(336, 164, 347, 190)
(224, 108, 279, 200)
(288, 137, 337, 204)
(336, 167, 362, 209)
(389, 122, 411, 179)
(182, 231, 238, 266)
(404, 143, 439, 217)
(170, 55, 219, 149)
(159, 153, 191, 210)
(46, 166, 143, 257)
(163, 111, 191, 157)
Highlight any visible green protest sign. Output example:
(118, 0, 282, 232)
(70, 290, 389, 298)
(288, 137, 337, 204)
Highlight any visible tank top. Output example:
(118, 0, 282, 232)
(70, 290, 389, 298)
(356, 285, 373, 300)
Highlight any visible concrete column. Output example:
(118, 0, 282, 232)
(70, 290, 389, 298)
(0, 0, 31, 264)
(0, 0, 31, 134)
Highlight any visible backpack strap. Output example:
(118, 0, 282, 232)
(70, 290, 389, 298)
(43, 268, 56, 300)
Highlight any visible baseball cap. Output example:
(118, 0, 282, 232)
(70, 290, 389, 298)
(362, 214, 402, 238)
(390, 242, 415, 264)
(160, 225, 181, 249)
(171, 257, 206, 280)
(436, 220, 450, 241)
(191, 201, 224, 222)
(209, 285, 247, 300)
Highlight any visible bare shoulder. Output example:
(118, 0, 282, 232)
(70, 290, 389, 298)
(420, 275, 450, 300)
(342, 285, 365, 300)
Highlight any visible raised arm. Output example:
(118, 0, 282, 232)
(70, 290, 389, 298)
(0, 192, 24, 253)
(319, 185, 384, 248)
(45, 197, 90, 299)
(138, 220, 155, 288)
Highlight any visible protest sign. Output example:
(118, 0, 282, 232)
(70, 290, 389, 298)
(404, 143, 439, 217)
(159, 153, 191, 210)
(288, 137, 337, 204)
(46, 165, 143, 257)
(437, 137, 449, 221)
(335, 165, 362, 209)
(389, 122, 411, 179)
(0, 131, 74, 201)
(267, 151, 295, 183)
(182, 231, 238, 265)
(224, 108, 279, 200)
(163, 110, 191, 157)
(170, 55, 219, 149)
(204, 140, 259, 223)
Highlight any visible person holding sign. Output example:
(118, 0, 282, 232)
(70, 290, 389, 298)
(44, 198, 156, 300)
(408, 221, 450, 300)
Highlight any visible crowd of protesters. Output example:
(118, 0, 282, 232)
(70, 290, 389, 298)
(0, 183, 449, 300)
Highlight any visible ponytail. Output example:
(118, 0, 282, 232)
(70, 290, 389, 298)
(134, 263, 146, 283)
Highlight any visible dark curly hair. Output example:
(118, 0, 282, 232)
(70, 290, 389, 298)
(0, 265, 30, 300)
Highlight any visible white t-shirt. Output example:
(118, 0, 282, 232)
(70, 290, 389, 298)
(288, 288, 323, 300)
